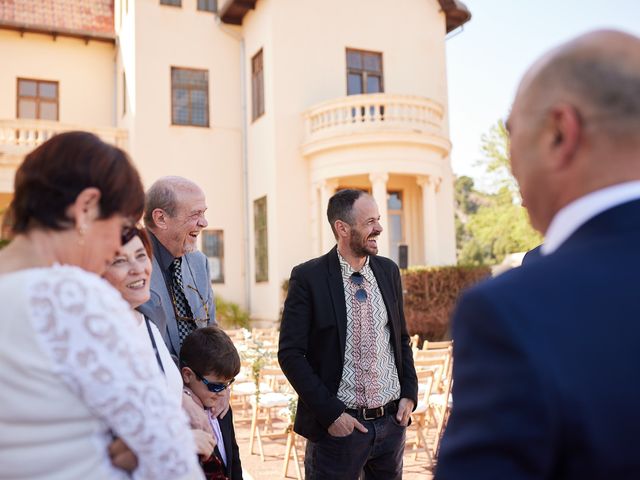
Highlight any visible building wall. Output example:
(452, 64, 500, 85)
(122, 0, 246, 306)
(236, 0, 455, 319)
(0, 0, 459, 322)
(0, 29, 116, 127)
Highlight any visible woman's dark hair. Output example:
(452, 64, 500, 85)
(134, 226, 153, 258)
(180, 326, 241, 380)
(10, 131, 145, 233)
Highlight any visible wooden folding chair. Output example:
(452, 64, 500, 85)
(408, 367, 437, 465)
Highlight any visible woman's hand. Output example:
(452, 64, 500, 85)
(108, 437, 138, 473)
(192, 429, 217, 459)
(183, 392, 212, 434)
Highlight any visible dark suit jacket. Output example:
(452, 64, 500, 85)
(278, 246, 418, 442)
(521, 244, 543, 265)
(436, 199, 640, 479)
(218, 408, 242, 480)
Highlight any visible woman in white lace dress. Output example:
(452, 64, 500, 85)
(0, 131, 203, 480)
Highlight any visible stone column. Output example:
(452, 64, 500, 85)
(320, 179, 339, 253)
(417, 175, 440, 265)
(369, 172, 389, 258)
(310, 181, 321, 257)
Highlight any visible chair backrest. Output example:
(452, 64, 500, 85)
(416, 368, 437, 404)
(422, 340, 453, 350)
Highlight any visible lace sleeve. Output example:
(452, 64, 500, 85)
(28, 266, 203, 480)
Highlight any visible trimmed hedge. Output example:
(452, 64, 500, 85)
(402, 266, 491, 343)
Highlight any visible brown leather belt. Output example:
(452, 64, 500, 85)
(345, 400, 399, 421)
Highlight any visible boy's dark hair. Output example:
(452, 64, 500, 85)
(326, 188, 366, 238)
(180, 326, 241, 379)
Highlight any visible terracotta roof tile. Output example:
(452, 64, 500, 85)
(0, 0, 114, 39)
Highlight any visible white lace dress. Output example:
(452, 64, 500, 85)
(0, 265, 204, 480)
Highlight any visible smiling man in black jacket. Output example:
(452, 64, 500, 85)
(279, 189, 418, 480)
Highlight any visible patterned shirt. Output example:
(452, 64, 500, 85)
(336, 252, 401, 408)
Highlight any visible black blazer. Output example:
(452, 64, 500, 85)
(437, 199, 640, 479)
(278, 247, 418, 442)
(216, 408, 242, 480)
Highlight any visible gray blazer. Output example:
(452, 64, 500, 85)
(139, 250, 216, 357)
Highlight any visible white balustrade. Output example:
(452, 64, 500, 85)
(0, 119, 128, 152)
(303, 93, 445, 142)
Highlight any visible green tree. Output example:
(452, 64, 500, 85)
(457, 120, 543, 265)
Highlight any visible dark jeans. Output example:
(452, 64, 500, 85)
(304, 413, 406, 480)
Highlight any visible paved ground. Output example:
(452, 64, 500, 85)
(234, 414, 435, 480)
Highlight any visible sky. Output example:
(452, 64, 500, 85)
(445, 0, 640, 189)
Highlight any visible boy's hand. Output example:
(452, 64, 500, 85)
(210, 388, 231, 419)
(192, 429, 217, 458)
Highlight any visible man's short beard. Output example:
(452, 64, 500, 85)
(350, 229, 378, 257)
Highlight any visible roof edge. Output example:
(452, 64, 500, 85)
(0, 20, 115, 43)
(437, 0, 472, 33)
(219, 0, 471, 31)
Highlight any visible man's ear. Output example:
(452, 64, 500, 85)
(151, 208, 168, 230)
(334, 219, 350, 239)
(547, 103, 581, 171)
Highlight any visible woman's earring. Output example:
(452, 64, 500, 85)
(77, 224, 87, 246)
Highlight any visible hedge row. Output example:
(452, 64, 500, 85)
(402, 265, 491, 343)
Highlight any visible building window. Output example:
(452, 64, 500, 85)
(197, 0, 217, 12)
(160, 0, 181, 6)
(346, 49, 383, 95)
(202, 230, 224, 283)
(171, 67, 209, 127)
(251, 49, 265, 121)
(388, 191, 404, 266)
(254, 196, 268, 282)
(17, 78, 59, 121)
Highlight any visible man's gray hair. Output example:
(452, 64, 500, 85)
(144, 176, 197, 228)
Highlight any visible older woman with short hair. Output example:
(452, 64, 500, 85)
(0, 132, 203, 480)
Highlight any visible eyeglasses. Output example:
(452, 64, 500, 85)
(121, 224, 137, 246)
(187, 284, 211, 326)
(187, 366, 235, 393)
(350, 272, 368, 302)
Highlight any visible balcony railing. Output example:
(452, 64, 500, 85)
(0, 119, 128, 153)
(303, 93, 445, 149)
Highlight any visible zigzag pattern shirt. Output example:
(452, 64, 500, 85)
(336, 252, 400, 409)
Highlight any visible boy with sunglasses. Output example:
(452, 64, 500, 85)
(180, 327, 243, 480)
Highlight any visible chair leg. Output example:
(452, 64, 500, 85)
(283, 428, 293, 477)
(249, 402, 265, 461)
(249, 402, 258, 455)
(292, 434, 303, 480)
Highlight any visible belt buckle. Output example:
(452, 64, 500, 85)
(363, 406, 383, 421)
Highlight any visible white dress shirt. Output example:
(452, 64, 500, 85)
(542, 181, 640, 255)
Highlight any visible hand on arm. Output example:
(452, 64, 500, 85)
(210, 388, 231, 419)
(108, 437, 138, 473)
(192, 429, 217, 459)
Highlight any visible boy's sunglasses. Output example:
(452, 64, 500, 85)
(189, 366, 235, 393)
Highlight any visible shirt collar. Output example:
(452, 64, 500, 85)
(148, 230, 177, 273)
(337, 250, 374, 283)
(542, 181, 640, 255)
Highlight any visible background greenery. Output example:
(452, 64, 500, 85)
(455, 120, 543, 266)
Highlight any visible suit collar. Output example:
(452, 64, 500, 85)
(326, 246, 347, 354)
(543, 182, 640, 255)
(558, 198, 640, 254)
